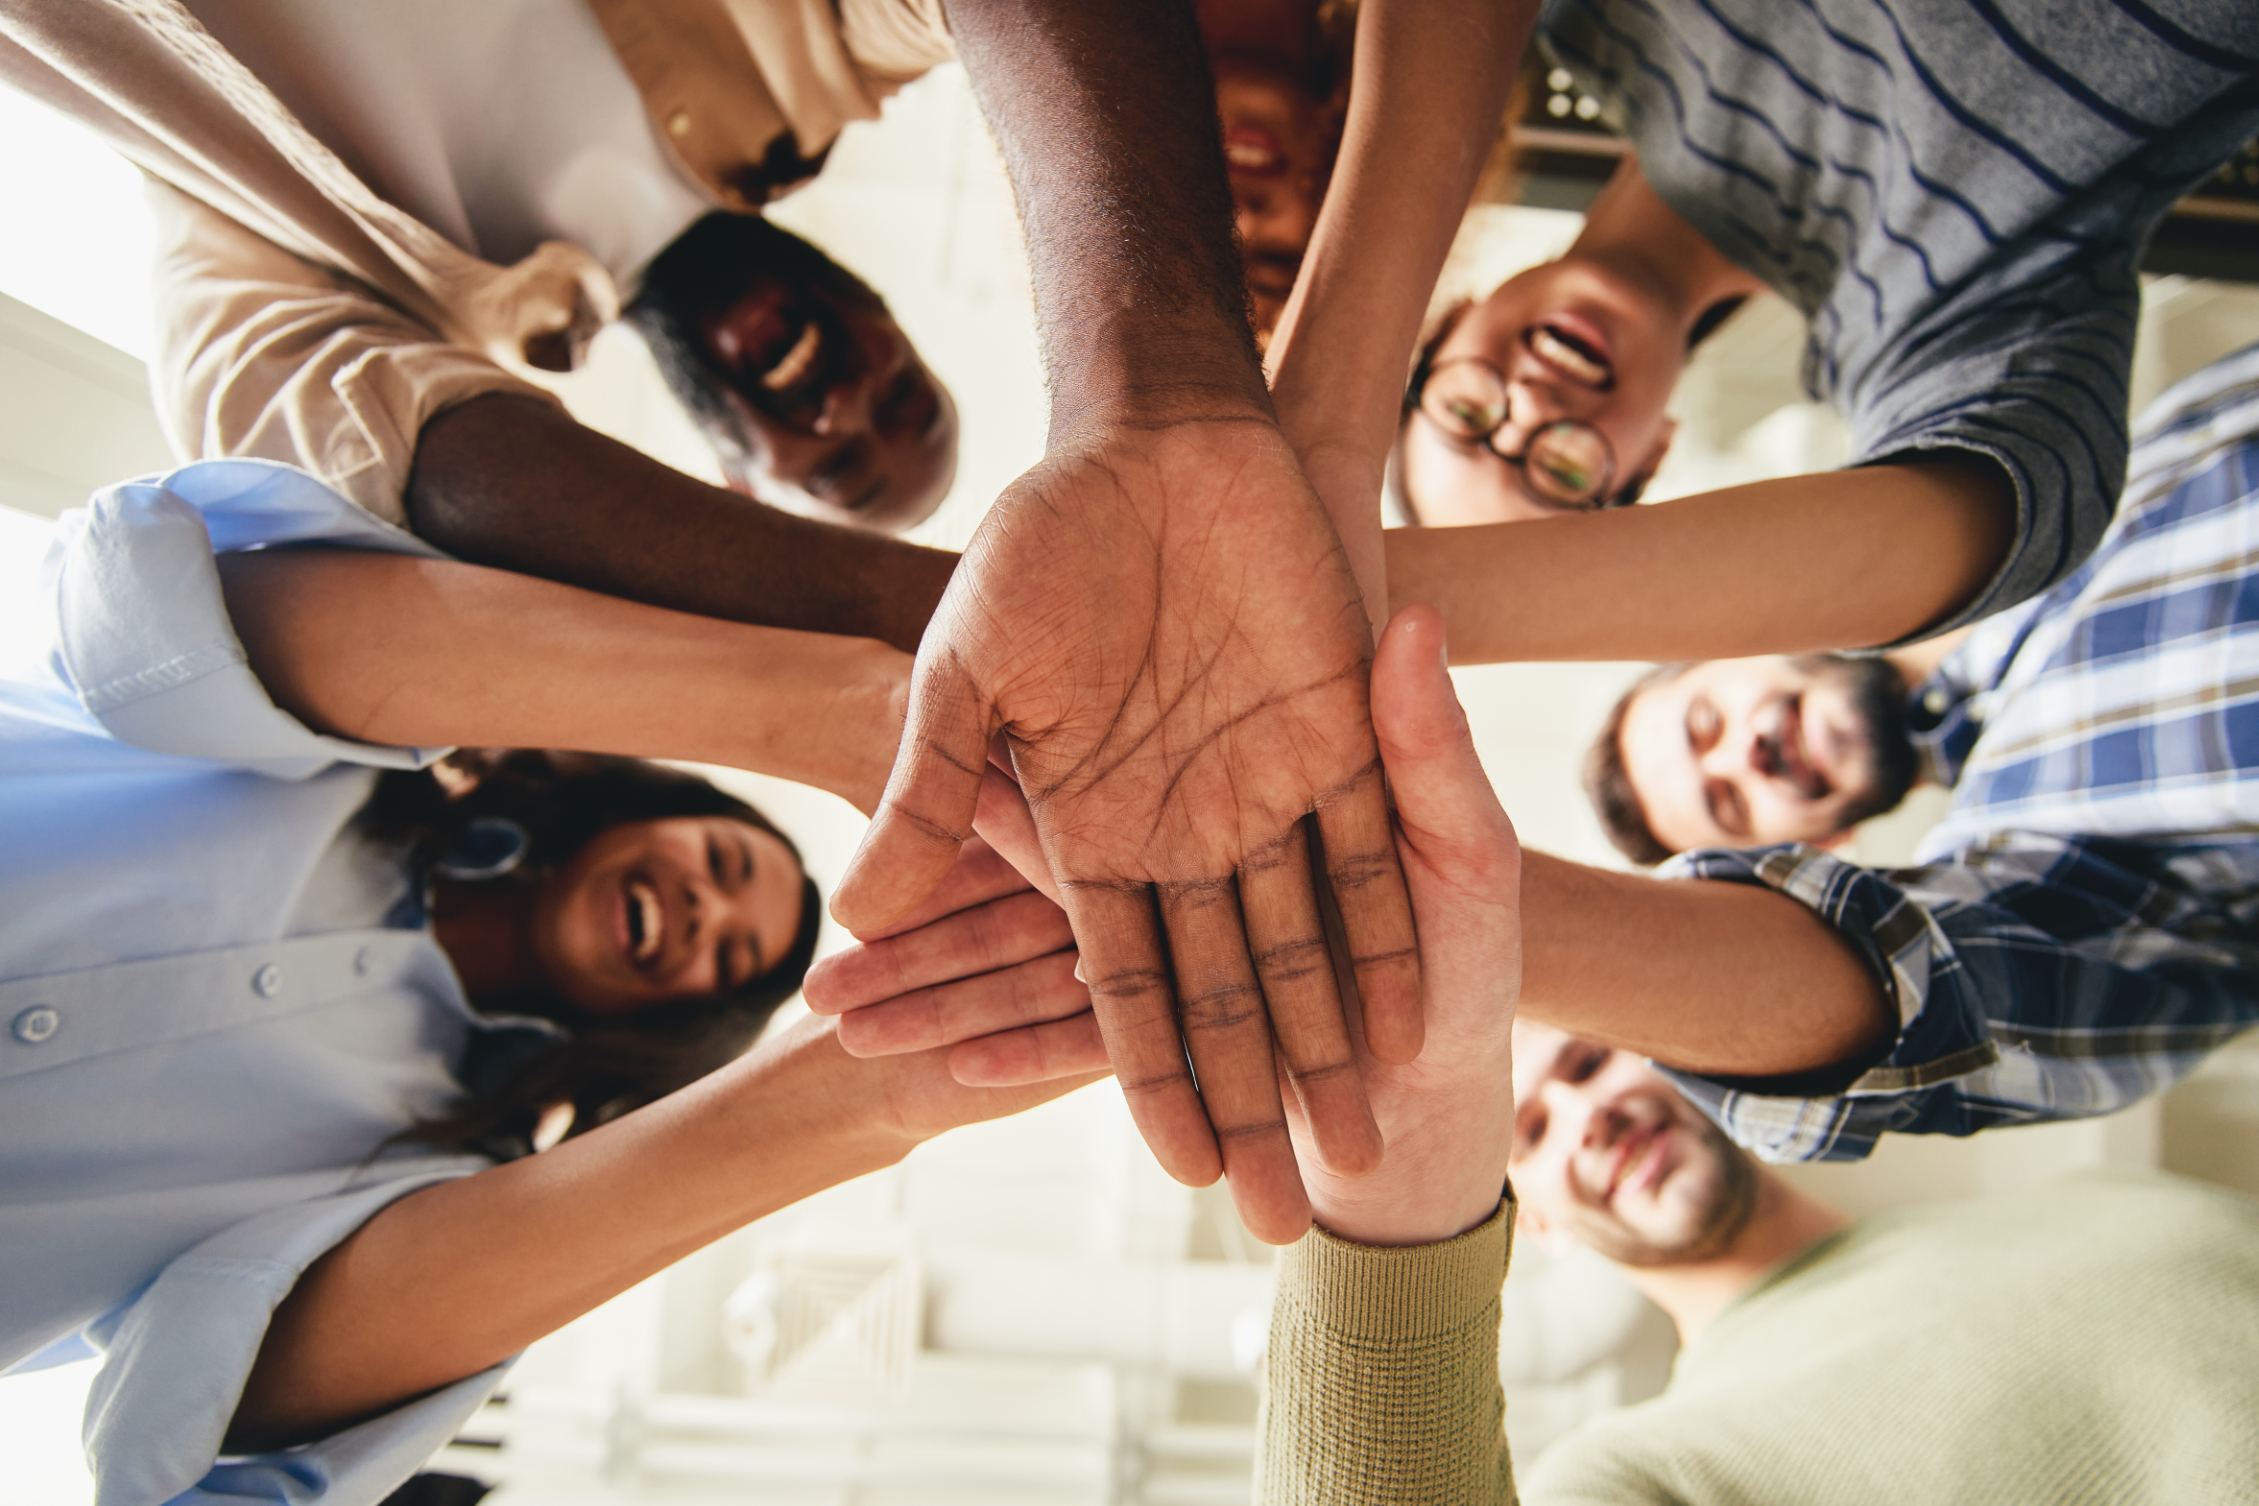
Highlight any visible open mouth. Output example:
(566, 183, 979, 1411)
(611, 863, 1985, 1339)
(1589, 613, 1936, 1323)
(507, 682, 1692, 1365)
(1606, 1121, 1669, 1203)
(706, 289, 831, 411)
(623, 874, 665, 966)
(1764, 695, 1834, 801)
(1523, 317, 1616, 391)
(1222, 125, 1288, 177)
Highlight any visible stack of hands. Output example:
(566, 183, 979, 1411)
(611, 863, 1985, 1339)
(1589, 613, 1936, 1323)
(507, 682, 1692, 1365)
(808, 605, 1521, 1247)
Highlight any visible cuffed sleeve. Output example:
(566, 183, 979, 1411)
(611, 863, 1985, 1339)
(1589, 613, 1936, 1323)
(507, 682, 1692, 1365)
(46, 459, 450, 777)
(148, 180, 567, 526)
(82, 1164, 503, 1506)
(1659, 839, 2259, 1162)
(1257, 1199, 1517, 1506)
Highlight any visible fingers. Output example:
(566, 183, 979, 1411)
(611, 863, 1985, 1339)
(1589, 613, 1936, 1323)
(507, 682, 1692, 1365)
(833, 651, 995, 934)
(1371, 605, 1518, 894)
(950, 1008, 1111, 1086)
(1239, 817, 1382, 1176)
(972, 750, 1060, 904)
(805, 889, 1074, 1016)
(838, 950, 1089, 1057)
(851, 836, 1033, 945)
(1057, 881, 1224, 1190)
(1315, 767, 1424, 1065)
(1156, 878, 1312, 1246)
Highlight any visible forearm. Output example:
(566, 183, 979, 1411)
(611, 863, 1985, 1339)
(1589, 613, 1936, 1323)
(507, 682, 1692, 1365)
(408, 394, 956, 654)
(1266, 0, 1531, 617)
(227, 1022, 906, 1450)
(218, 547, 906, 810)
(944, 0, 1270, 435)
(1519, 851, 1891, 1078)
(1389, 459, 2015, 662)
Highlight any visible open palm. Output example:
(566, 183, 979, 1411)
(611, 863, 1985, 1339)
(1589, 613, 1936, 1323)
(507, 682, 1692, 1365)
(834, 418, 1421, 1243)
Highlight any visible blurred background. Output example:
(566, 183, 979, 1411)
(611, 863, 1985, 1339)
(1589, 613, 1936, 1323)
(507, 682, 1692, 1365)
(4, 58, 2258, 1506)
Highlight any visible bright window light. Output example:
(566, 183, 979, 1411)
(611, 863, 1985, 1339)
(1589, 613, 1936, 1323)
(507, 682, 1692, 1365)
(0, 85, 156, 358)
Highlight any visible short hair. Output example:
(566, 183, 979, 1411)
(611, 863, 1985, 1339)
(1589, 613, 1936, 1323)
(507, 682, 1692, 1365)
(1583, 665, 1687, 866)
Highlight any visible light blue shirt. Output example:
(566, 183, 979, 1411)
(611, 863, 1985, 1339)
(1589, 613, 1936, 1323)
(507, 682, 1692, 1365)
(1, 461, 557, 1505)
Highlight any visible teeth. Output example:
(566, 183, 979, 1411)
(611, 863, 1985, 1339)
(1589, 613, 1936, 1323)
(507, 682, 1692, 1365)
(1532, 325, 1608, 385)
(627, 878, 663, 963)
(1225, 142, 1280, 170)
(759, 321, 822, 392)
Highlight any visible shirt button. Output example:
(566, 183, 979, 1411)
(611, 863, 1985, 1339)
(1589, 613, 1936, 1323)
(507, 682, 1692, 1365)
(252, 964, 283, 999)
(667, 110, 692, 137)
(354, 946, 375, 976)
(12, 1005, 59, 1045)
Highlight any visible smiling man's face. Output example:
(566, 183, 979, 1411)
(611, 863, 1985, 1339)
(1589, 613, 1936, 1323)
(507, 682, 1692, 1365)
(1509, 1021, 1756, 1266)
(630, 214, 959, 534)
(1616, 654, 1918, 854)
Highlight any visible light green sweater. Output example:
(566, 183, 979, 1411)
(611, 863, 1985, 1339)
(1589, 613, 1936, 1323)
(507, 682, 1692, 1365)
(1260, 1172, 2259, 1505)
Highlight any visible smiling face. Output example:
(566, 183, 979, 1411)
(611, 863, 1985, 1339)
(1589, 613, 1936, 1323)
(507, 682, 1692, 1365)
(631, 214, 959, 534)
(697, 281, 959, 532)
(530, 816, 806, 1015)
(1212, 51, 1339, 339)
(1509, 1021, 1757, 1266)
(1399, 260, 1687, 525)
(1616, 655, 1919, 854)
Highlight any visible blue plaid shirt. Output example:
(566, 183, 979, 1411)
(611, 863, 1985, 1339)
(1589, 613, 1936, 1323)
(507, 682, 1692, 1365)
(1662, 346, 2259, 1162)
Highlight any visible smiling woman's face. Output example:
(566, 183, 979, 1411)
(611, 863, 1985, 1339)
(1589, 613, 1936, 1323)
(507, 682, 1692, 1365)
(530, 816, 806, 1015)
(1401, 258, 1688, 526)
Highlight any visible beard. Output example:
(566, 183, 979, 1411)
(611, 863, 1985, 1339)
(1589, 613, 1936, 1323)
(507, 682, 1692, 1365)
(1559, 1109, 1759, 1269)
(1790, 653, 1921, 829)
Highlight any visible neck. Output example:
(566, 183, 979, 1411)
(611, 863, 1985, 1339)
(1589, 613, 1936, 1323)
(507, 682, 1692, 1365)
(429, 878, 542, 1005)
(1565, 157, 1765, 343)
(1882, 624, 1972, 691)
(1620, 1170, 1851, 1343)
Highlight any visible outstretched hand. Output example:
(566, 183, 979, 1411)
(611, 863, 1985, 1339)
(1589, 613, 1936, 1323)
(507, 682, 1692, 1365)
(829, 418, 1420, 1242)
(1293, 604, 1521, 1246)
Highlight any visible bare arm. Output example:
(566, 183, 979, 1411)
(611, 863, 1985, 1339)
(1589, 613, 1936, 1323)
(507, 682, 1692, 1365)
(1265, 0, 1532, 619)
(217, 547, 908, 812)
(226, 1011, 1108, 1451)
(407, 394, 956, 656)
(1388, 457, 2015, 662)
(1520, 850, 1892, 1079)
(836, 0, 1424, 1244)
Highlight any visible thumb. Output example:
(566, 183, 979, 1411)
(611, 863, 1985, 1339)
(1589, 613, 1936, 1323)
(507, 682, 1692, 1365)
(832, 649, 997, 933)
(1371, 605, 1517, 883)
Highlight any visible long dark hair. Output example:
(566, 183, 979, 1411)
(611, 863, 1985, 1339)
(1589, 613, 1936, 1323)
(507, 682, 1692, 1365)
(362, 751, 824, 1157)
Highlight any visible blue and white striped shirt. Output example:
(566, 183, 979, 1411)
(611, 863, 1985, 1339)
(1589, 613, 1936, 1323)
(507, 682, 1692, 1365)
(1662, 346, 2259, 1161)
(1542, 0, 2259, 638)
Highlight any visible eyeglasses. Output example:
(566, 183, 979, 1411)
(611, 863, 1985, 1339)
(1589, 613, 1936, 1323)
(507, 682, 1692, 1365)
(1408, 356, 1623, 511)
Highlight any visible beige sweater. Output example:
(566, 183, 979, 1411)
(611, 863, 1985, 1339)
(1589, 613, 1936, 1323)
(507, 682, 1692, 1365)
(0, 0, 950, 522)
(1257, 1199, 1519, 1505)
(1260, 1172, 2259, 1506)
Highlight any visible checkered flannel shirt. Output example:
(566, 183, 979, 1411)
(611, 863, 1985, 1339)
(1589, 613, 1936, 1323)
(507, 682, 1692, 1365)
(1662, 345, 2259, 1162)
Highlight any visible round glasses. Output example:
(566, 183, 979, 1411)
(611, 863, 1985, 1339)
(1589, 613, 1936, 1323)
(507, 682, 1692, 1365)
(1410, 356, 1621, 511)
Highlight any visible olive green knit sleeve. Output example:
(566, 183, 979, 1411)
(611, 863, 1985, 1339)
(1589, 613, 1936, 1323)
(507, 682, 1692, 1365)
(1255, 1199, 1517, 1505)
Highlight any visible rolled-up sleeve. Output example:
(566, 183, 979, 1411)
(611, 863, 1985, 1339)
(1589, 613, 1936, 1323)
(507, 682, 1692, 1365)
(147, 179, 564, 527)
(45, 458, 452, 777)
(82, 1166, 506, 1506)
(1658, 839, 2259, 1162)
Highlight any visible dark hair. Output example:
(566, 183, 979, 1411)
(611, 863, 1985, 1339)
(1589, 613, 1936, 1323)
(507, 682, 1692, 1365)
(1583, 665, 1686, 866)
(362, 751, 824, 1156)
(623, 212, 884, 478)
